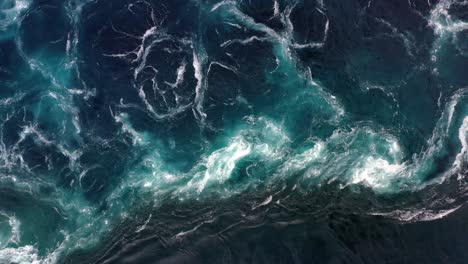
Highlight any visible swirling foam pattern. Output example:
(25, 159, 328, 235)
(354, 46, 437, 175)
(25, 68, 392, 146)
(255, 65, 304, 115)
(0, 0, 467, 263)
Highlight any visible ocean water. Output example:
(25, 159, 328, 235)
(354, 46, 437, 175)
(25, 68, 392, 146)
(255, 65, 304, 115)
(0, 0, 467, 263)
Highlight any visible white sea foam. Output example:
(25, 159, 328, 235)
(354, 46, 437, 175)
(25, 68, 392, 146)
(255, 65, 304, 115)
(133, 28, 171, 80)
(273, 0, 280, 16)
(350, 157, 405, 189)
(7, 215, 20, 245)
(429, 0, 468, 65)
(0, 245, 42, 264)
(252, 195, 273, 210)
(175, 217, 215, 238)
(165, 60, 186, 88)
(192, 48, 208, 123)
(372, 205, 462, 222)
(197, 136, 252, 193)
(280, 142, 325, 174)
(214, 1, 344, 120)
(0, 211, 21, 246)
(113, 112, 147, 145)
(453, 116, 468, 170)
(211, 0, 235, 12)
(136, 214, 152, 233)
(0, 0, 31, 31)
(429, 0, 468, 36)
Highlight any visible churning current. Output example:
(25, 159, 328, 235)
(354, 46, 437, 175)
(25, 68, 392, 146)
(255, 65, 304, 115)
(0, 0, 467, 263)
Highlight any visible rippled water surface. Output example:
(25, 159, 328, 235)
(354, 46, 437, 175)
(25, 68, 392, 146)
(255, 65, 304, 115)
(0, 0, 468, 263)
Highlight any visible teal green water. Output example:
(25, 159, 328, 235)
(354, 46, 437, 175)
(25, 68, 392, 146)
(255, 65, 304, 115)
(0, 0, 467, 263)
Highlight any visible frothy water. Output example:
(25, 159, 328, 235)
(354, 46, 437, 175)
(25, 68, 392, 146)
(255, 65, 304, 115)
(0, 0, 467, 263)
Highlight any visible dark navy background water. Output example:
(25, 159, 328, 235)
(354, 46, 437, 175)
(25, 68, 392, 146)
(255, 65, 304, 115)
(0, 0, 467, 263)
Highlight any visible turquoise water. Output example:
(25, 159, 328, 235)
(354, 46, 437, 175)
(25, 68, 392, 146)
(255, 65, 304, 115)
(0, 0, 467, 263)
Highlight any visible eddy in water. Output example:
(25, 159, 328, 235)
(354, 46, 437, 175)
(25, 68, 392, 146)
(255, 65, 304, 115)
(0, 0, 467, 263)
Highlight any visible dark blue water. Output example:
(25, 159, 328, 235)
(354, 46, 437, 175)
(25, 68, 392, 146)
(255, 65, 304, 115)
(0, 0, 467, 263)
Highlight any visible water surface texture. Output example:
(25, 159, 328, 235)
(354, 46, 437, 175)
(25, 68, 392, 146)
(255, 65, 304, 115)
(0, 0, 468, 263)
